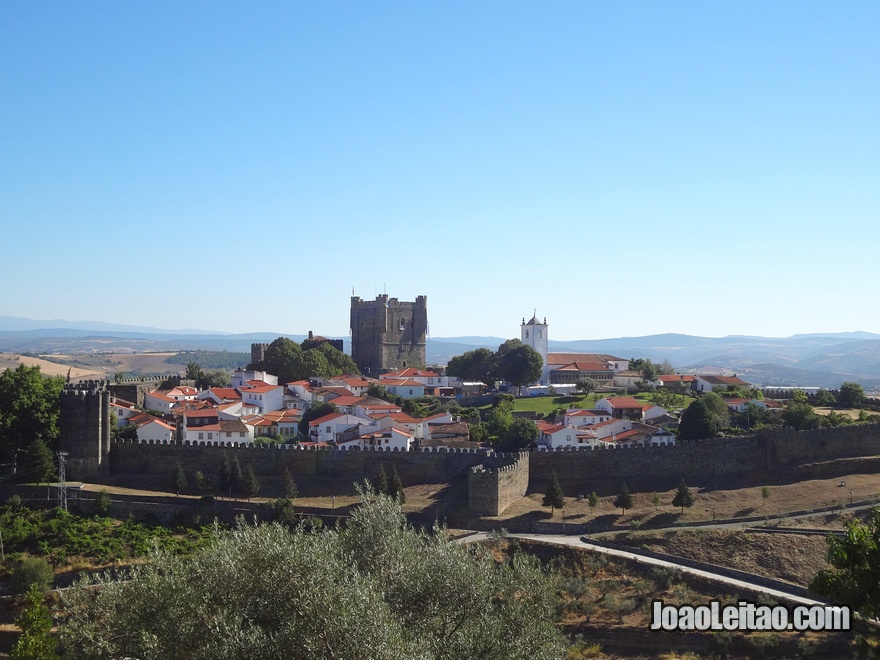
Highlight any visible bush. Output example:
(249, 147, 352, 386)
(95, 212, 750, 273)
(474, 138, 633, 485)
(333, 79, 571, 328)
(11, 556, 54, 594)
(94, 490, 111, 516)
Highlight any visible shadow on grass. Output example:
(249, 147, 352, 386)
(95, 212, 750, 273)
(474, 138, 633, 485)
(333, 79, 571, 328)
(734, 507, 759, 518)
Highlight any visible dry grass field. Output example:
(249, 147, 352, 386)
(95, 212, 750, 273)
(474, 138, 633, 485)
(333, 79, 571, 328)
(0, 351, 182, 380)
(494, 473, 880, 528)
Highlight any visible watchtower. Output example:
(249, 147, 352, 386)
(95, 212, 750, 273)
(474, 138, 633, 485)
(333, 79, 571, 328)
(350, 294, 428, 375)
(59, 380, 111, 481)
(251, 342, 269, 365)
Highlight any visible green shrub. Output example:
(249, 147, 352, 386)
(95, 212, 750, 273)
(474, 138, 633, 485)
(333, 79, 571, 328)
(11, 556, 54, 594)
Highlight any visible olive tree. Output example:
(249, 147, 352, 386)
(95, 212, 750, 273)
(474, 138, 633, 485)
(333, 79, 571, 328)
(60, 491, 564, 659)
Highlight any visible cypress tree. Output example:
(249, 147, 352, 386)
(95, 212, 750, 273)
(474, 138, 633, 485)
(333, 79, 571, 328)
(390, 465, 405, 504)
(373, 463, 389, 496)
(543, 472, 565, 514)
(244, 464, 260, 501)
(281, 466, 298, 500)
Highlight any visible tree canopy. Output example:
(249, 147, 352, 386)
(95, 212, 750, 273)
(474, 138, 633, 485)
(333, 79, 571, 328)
(0, 365, 65, 463)
(837, 382, 865, 407)
(60, 493, 565, 659)
(255, 337, 361, 384)
(672, 479, 694, 514)
(678, 399, 719, 440)
(811, 507, 880, 618)
(446, 340, 543, 388)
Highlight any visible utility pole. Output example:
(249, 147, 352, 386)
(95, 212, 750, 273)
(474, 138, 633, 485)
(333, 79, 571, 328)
(57, 451, 68, 511)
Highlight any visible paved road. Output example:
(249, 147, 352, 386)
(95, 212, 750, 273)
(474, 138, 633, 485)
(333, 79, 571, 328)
(457, 531, 827, 607)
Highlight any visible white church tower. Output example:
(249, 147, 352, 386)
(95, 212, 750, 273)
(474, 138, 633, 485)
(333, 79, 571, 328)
(521, 312, 550, 385)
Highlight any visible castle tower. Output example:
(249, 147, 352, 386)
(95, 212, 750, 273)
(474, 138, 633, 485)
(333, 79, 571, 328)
(251, 342, 268, 366)
(521, 312, 549, 385)
(59, 381, 111, 481)
(350, 294, 428, 375)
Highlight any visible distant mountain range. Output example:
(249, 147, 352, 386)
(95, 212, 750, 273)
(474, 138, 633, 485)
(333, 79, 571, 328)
(2, 317, 879, 389)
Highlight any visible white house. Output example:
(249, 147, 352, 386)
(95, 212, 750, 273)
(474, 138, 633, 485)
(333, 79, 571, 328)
(231, 369, 278, 388)
(307, 413, 367, 443)
(197, 388, 241, 405)
(134, 418, 176, 443)
(111, 400, 139, 426)
(563, 409, 612, 427)
(144, 391, 177, 415)
(240, 384, 285, 413)
(377, 378, 425, 399)
(537, 423, 598, 449)
(337, 426, 414, 451)
(327, 375, 375, 397)
(380, 368, 451, 389)
(584, 418, 634, 440)
(692, 374, 751, 393)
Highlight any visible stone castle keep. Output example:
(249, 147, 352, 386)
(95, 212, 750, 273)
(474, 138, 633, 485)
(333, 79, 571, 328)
(59, 381, 880, 516)
(350, 294, 428, 375)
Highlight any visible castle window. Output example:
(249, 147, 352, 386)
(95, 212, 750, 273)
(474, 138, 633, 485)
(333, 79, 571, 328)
(538, 330, 542, 338)
(525, 330, 529, 338)
(399, 318, 406, 331)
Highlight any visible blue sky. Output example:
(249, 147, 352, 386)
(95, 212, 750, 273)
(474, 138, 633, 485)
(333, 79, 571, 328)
(2, 2, 878, 341)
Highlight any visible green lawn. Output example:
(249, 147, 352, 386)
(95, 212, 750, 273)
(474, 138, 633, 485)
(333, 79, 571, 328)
(509, 393, 601, 416)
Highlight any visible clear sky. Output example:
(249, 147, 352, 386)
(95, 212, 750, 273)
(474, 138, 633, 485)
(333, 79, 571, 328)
(2, 2, 878, 341)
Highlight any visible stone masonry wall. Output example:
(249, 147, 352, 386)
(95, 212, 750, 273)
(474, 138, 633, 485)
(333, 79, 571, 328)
(109, 440, 489, 487)
(468, 452, 529, 516)
(529, 424, 880, 487)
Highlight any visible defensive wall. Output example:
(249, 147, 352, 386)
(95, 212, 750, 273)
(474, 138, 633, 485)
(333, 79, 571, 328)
(109, 439, 491, 487)
(529, 424, 880, 487)
(468, 452, 529, 516)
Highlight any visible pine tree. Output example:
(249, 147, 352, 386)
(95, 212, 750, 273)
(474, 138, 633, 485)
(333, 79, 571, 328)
(373, 463, 389, 496)
(614, 483, 633, 515)
(244, 464, 260, 501)
(171, 461, 186, 496)
(281, 467, 298, 500)
(542, 472, 565, 514)
(10, 584, 59, 660)
(390, 465, 405, 504)
(672, 479, 695, 514)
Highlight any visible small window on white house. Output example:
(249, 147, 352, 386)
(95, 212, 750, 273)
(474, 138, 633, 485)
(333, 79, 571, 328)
(208, 433, 213, 439)
(240, 432, 245, 437)
(226, 432, 231, 437)
(525, 330, 529, 338)
(326, 426, 332, 433)
(198, 432, 204, 440)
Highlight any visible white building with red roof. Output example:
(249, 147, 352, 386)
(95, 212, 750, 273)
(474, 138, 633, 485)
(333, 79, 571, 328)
(327, 375, 374, 397)
(693, 374, 751, 393)
(198, 388, 241, 405)
(596, 396, 647, 421)
(380, 368, 450, 389)
(537, 423, 598, 449)
(377, 378, 425, 399)
(231, 369, 278, 388)
(240, 384, 284, 413)
(337, 426, 414, 451)
(307, 413, 367, 443)
(144, 390, 177, 414)
(563, 408, 612, 427)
